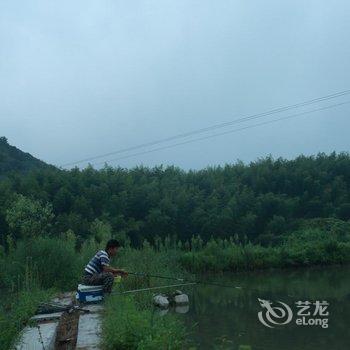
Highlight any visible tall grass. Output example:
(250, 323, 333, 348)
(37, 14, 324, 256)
(102, 294, 187, 350)
(0, 236, 79, 291)
(0, 236, 78, 349)
(180, 229, 350, 273)
(101, 241, 191, 349)
(115, 241, 191, 290)
(0, 288, 52, 349)
(0, 257, 52, 349)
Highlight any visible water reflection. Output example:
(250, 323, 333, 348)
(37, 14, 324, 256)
(183, 265, 350, 350)
(175, 305, 189, 314)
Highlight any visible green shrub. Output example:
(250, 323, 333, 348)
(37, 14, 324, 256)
(179, 231, 350, 273)
(102, 294, 186, 350)
(280, 229, 350, 266)
(10, 237, 80, 290)
(0, 288, 51, 349)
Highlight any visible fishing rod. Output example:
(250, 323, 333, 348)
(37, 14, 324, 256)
(128, 271, 248, 291)
(112, 282, 196, 295)
(128, 271, 184, 282)
(127, 272, 296, 297)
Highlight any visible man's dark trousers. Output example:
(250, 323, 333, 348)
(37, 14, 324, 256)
(82, 272, 114, 293)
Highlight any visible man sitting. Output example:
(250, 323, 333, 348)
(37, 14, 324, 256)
(82, 239, 127, 293)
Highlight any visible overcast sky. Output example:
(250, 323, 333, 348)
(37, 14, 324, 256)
(1, 0, 350, 170)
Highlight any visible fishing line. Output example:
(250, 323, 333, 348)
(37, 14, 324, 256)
(127, 271, 300, 297)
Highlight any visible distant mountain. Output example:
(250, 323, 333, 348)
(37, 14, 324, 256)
(0, 137, 52, 175)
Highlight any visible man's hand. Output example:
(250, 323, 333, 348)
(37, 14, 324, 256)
(114, 269, 128, 277)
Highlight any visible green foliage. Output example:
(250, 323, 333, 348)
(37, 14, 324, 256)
(90, 219, 112, 244)
(0, 288, 51, 349)
(0, 137, 49, 176)
(297, 218, 350, 242)
(102, 295, 186, 350)
(5, 195, 54, 240)
(2, 236, 79, 290)
(1, 152, 350, 245)
(238, 346, 252, 350)
(0, 256, 51, 349)
(280, 229, 350, 266)
(114, 240, 190, 292)
(180, 229, 350, 273)
(101, 240, 189, 349)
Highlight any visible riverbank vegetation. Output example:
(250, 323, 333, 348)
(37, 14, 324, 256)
(103, 294, 187, 350)
(181, 224, 350, 272)
(0, 234, 191, 349)
(102, 243, 189, 350)
(1, 225, 349, 348)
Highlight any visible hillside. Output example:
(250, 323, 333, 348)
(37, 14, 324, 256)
(0, 136, 51, 175)
(0, 146, 349, 246)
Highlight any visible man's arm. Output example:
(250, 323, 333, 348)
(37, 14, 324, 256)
(102, 265, 128, 276)
(100, 251, 127, 276)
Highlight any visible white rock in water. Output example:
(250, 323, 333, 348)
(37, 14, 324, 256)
(174, 294, 189, 305)
(153, 295, 169, 308)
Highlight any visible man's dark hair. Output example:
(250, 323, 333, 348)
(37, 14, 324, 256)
(105, 239, 120, 251)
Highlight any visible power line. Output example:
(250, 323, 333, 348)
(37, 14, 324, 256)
(93, 101, 350, 166)
(60, 89, 350, 167)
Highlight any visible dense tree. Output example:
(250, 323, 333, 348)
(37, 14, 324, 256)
(0, 152, 349, 246)
(5, 194, 54, 240)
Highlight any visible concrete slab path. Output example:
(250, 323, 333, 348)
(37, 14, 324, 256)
(15, 321, 58, 350)
(76, 313, 102, 349)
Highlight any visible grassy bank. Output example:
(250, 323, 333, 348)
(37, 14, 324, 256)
(0, 283, 51, 349)
(102, 293, 187, 350)
(101, 242, 190, 350)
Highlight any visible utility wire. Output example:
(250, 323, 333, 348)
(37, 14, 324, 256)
(60, 89, 350, 167)
(93, 100, 350, 166)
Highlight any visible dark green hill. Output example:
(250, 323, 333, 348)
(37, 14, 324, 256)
(0, 136, 52, 175)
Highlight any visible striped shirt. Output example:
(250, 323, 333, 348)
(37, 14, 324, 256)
(85, 250, 110, 275)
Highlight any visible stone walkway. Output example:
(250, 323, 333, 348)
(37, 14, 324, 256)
(15, 321, 59, 350)
(15, 293, 104, 350)
(76, 304, 104, 349)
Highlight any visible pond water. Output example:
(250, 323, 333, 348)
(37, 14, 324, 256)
(181, 265, 350, 350)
